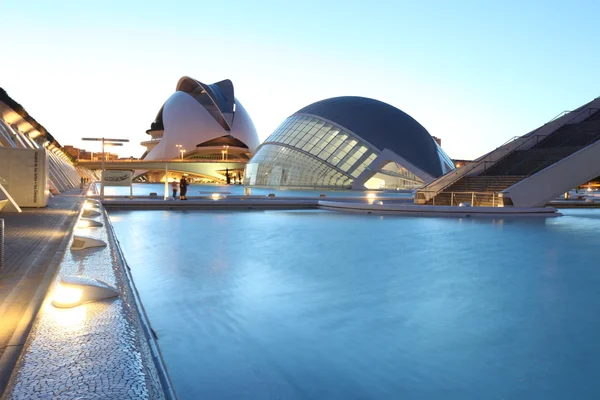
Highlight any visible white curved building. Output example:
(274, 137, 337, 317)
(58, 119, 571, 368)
(142, 77, 259, 162)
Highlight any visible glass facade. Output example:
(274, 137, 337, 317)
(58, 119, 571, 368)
(364, 161, 424, 190)
(244, 115, 381, 188)
(435, 141, 455, 175)
(245, 113, 452, 189)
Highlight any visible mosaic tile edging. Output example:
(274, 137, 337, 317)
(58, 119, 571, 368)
(103, 208, 178, 400)
(2, 203, 174, 399)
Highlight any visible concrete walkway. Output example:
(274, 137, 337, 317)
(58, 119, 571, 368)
(0, 190, 82, 395)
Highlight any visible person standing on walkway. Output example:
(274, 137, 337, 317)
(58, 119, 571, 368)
(180, 176, 188, 200)
(171, 179, 179, 199)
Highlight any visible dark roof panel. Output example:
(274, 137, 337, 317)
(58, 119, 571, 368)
(296, 96, 444, 177)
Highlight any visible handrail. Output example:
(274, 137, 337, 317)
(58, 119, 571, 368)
(416, 190, 499, 207)
(492, 109, 600, 178)
(419, 106, 597, 197)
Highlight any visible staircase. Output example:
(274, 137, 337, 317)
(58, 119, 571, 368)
(424, 176, 525, 206)
(420, 107, 600, 207)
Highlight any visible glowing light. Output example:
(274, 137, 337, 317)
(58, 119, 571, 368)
(77, 220, 92, 229)
(211, 193, 221, 200)
(51, 276, 119, 308)
(366, 193, 377, 204)
(76, 219, 103, 229)
(52, 283, 83, 308)
(82, 203, 98, 210)
(48, 302, 88, 330)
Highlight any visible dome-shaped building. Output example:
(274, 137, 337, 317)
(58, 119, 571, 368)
(244, 96, 454, 190)
(142, 77, 259, 162)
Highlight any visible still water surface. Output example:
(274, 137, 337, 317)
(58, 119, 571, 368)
(100, 183, 412, 198)
(109, 209, 600, 399)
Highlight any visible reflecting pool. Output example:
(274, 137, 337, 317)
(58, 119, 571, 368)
(99, 183, 413, 198)
(109, 209, 600, 399)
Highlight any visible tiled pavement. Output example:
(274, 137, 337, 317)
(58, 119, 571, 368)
(2, 207, 168, 399)
(0, 190, 83, 394)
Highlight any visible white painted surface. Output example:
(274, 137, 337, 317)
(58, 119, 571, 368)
(502, 140, 600, 207)
(144, 91, 259, 160)
(352, 148, 434, 189)
(417, 97, 600, 201)
(0, 182, 22, 212)
(0, 147, 49, 207)
(318, 201, 560, 217)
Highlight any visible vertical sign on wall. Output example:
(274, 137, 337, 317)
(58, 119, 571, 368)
(33, 150, 39, 204)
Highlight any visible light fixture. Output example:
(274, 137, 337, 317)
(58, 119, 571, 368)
(85, 199, 101, 208)
(82, 209, 102, 218)
(211, 193, 221, 200)
(52, 276, 119, 308)
(366, 193, 376, 204)
(82, 202, 100, 211)
(76, 219, 104, 229)
(71, 235, 107, 250)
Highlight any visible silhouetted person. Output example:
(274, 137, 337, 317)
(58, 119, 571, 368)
(171, 179, 179, 199)
(180, 176, 188, 200)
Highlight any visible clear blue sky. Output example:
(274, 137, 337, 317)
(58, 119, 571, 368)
(1, 0, 598, 160)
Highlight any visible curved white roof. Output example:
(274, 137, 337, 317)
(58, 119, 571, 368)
(144, 77, 259, 160)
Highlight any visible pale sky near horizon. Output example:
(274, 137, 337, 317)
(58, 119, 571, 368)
(1, 0, 598, 160)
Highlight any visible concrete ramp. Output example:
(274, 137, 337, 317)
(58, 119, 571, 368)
(501, 140, 600, 207)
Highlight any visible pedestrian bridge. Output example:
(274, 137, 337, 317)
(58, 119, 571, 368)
(77, 159, 245, 182)
(415, 97, 600, 207)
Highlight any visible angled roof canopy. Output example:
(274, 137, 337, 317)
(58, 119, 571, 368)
(176, 77, 235, 131)
(196, 134, 248, 149)
(148, 77, 236, 134)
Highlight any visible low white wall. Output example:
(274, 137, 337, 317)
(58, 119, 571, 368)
(502, 140, 600, 207)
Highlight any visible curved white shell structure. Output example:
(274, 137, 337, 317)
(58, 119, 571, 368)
(143, 77, 259, 160)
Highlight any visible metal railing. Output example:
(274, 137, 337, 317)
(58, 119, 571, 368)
(490, 111, 600, 178)
(417, 191, 500, 207)
(419, 106, 600, 199)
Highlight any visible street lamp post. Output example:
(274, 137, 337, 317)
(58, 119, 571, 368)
(175, 144, 185, 161)
(82, 137, 129, 199)
(222, 145, 229, 161)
